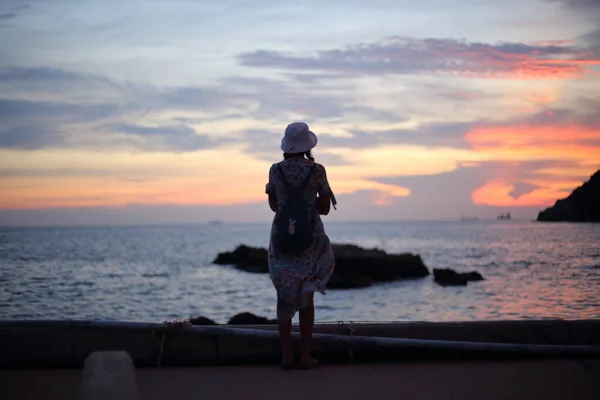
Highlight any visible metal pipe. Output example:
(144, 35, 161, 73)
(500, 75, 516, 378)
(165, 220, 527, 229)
(181, 324, 600, 356)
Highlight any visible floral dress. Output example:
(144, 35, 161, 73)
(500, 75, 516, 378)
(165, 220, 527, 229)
(265, 158, 337, 320)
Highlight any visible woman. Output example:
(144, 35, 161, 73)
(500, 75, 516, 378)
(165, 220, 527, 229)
(265, 121, 337, 370)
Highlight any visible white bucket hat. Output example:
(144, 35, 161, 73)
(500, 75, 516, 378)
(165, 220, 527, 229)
(281, 122, 318, 153)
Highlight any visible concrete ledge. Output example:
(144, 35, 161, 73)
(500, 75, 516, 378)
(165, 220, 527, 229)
(80, 351, 139, 400)
(1, 319, 599, 369)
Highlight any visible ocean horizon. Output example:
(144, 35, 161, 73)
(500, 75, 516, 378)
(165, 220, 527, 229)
(0, 217, 543, 228)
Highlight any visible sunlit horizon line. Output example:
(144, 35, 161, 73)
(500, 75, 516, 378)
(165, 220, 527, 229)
(0, 216, 548, 229)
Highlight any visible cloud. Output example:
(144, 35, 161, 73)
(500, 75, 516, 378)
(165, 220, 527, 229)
(309, 104, 600, 152)
(549, 0, 600, 50)
(0, 121, 231, 153)
(0, 3, 29, 26)
(0, 66, 415, 154)
(375, 158, 596, 210)
(0, 97, 141, 151)
(0, 13, 17, 20)
(471, 179, 578, 207)
(0, 126, 58, 149)
(459, 103, 600, 207)
(0, 56, 597, 214)
(239, 36, 600, 80)
(365, 163, 549, 219)
(1, 65, 367, 117)
(464, 109, 600, 163)
(0, 66, 125, 95)
(508, 182, 539, 199)
(0, 66, 89, 82)
(0, 145, 274, 210)
(156, 86, 236, 112)
(321, 121, 475, 149)
(366, 99, 600, 210)
(0, 98, 123, 123)
(154, 76, 352, 120)
(549, 0, 600, 14)
(581, 28, 600, 52)
(0, 160, 580, 225)
(98, 123, 228, 152)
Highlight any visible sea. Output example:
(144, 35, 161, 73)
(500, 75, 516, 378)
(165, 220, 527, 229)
(1, 221, 599, 324)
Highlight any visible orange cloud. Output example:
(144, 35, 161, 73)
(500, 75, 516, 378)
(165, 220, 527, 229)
(0, 176, 270, 209)
(0, 146, 416, 210)
(466, 121, 600, 207)
(465, 123, 600, 162)
(471, 180, 576, 207)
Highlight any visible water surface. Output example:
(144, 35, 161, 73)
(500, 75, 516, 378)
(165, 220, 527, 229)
(1, 221, 598, 323)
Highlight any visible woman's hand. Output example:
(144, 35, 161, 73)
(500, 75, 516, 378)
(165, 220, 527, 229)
(316, 195, 331, 215)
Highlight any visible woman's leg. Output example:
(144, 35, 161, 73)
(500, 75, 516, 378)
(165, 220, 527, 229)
(277, 318, 294, 364)
(277, 295, 294, 366)
(299, 292, 316, 365)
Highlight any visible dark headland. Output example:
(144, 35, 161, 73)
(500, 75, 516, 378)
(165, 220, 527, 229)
(537, 169, 600, 222)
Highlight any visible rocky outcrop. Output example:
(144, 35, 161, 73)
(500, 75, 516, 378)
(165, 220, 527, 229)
(213, 244, 430, 289)
(433, 268, 484, 287)
(189, 316, 218, 325)
(227, 312, 277, 325)
(537, 170, 600, 222)
(213, 245, 268, 273)
(188, 313, 275, 326)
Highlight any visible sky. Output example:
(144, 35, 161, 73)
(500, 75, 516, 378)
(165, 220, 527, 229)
(0, 0, 599, 225)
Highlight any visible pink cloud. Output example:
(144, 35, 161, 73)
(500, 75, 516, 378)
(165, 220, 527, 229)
(239, 36, 600, 80)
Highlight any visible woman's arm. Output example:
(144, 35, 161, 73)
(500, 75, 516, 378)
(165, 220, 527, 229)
(315, 164, 333, 215)
(268, 192, 277, 212)
(266, 164, 278, 212)
(316, 194, 331, 215)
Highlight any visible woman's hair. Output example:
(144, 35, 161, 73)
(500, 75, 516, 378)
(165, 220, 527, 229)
(283, 150, 314, 161)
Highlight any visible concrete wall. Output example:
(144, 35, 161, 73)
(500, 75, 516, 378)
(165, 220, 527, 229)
(1, 319, 599, 369)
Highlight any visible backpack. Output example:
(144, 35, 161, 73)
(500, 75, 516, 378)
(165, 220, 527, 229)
(273, 164, 316, 254)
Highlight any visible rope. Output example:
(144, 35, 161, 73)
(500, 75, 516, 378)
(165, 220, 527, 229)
(67, 321, 72, 355)
(157, 318, 192, 367)
(338, 320, 357, 362)
(157, 331, 166, 367)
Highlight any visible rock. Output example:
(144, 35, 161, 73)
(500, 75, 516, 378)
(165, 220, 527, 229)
(463, 271, 485, 281)
(537, 170, 600, 222)
(189, 316, 218, 325)
(330, 244, 429, 282)
(227, 312, 277, 325)
(433, 268, 485, 287)
(213, 245, 268, 273)
(213, 243, 430, 289)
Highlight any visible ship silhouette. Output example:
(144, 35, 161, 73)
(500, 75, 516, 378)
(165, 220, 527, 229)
(497, 212, 511, 220)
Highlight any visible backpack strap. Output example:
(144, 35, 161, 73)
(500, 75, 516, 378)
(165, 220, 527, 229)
(276, 164, 291, 193)
(297, 165, 315, 195)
